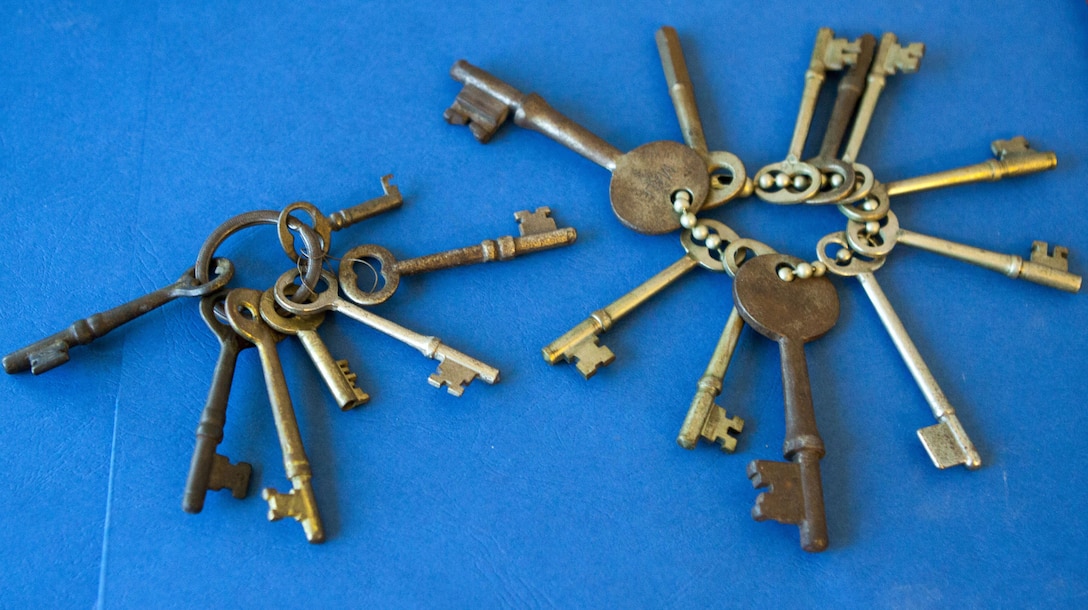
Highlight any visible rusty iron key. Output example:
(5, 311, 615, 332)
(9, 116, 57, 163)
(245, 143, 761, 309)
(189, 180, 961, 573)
(182, 291, 255, 514)
(733, 253, 840, 553)
(4, 258, 234, 375)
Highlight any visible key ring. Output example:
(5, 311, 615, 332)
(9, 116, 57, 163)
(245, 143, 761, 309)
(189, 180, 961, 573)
(195, 210, 326, 303)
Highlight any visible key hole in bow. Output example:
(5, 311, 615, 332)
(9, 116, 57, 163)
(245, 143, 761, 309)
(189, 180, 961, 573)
(345, 255, 386, 294)
(710, 168, 735, 188)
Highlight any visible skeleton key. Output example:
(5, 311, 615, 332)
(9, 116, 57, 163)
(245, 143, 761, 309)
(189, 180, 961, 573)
(274, 270, 499, 397)
(225, 288, 325, 543)
(677, 307, 746, 452)
(543, 220, 739, 378)
(754, 28, 862, 204)
(846, 211, 1081, 292)
(340, 207, 577, 306)
(816, 233, 982, 469)
(804, 33, 877, 205)
(3, 258, 234, 375)
(734, 253, 839, 552)
(277, 174, 403, 261)
(835, 33, 925, 205)
(259, 288, 369, 411)
(445, 61, 713, 234)
(182, 291, 254, 514)
(839, 137, 1058, 222)
(655, 26, 750, 207)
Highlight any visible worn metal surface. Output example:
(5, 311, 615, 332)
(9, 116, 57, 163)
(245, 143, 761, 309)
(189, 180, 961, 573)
(677, 306, 746, 452)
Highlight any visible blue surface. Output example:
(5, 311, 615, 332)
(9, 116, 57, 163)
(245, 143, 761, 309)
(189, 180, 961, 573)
(2, 1, 1086, 607)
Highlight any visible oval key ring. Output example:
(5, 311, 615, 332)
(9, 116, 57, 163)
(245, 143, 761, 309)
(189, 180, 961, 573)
(338, 243, 400, 306)
(845, 209, 901, 258)
(272, 268, 341, 317)
(278, 201, 331, 263)
(816, 232, 887, 277)
(195, 210, 326, 303)
(722, 238, 777, 277)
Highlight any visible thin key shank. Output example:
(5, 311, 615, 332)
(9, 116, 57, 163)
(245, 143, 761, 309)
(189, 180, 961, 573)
(656, 26, 707, 154)
(395, 229, 578, 276)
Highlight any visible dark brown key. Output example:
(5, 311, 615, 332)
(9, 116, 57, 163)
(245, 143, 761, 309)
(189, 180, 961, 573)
(732, 253, 839, 552)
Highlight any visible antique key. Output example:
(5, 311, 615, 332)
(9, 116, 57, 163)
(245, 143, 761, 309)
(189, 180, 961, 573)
(225, 288, 325, 543)
(274, 270, 499, 397)
(846, 211, 1081, 292)
(259, 288, 370, 411)
(754, 28, 862, 203)
(4, 258, 234, 375)
(803, 33, 876, 205)
(446, 61, 716, 234)
(676, 307, 746, 452)
(340, 207, 577, 305)
(543, 220, 739, 378)
(839, 137, 1058, 222)
(277, 174, 404, 261)
(816, 233, 982, 469)
(734, 253, 839, 552)
(182, 291, 254, 514)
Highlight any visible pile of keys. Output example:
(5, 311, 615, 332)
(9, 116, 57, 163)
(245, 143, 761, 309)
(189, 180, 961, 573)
(3, 176, 578, 543)
(444, 26, 1080, 552)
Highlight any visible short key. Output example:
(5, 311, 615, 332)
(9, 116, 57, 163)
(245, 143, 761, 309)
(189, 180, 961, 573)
(733, 253, 839, 553)
(182, 291, 254, 514)
(274, 270, 499, 397)
(839, 136, 1057, 222)
(445, 61, 713, 234)
(259, 287, 370, 411)
(846, 211, 1081, 293)
(341, 207, 577, 306)
(278, 174, 403, 261)
(754, 28, 862, 204)
(3, 258, 234, 375)
(543, 220, 739, 378)
(816, 233, 981, 469)
(225, 288, 325, 543)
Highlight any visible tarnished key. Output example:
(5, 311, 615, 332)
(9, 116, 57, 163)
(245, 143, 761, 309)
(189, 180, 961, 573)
(846, 211, 1081, 292)
(446, 61, 714, 234)
(655, 26, 750, 206)
(225, 288, 324, 543)
(3, 258, 234, 375)
(259, 287, 369, 411)
(754, 28, 862, 204)
(340, 207, 577, 305)
(543, 221, 739, 378)
(839, 136, 1057, 222)
(182, 291, 254, 514)
(836, 32, 925, 205)
(274, 270, 499, 397)
(817, 233, 982, 469)
(734, 253, 839, 553)
(277, 174, 403, 261)
(804, 33, 876, 204)
(677, 307, 746, 452)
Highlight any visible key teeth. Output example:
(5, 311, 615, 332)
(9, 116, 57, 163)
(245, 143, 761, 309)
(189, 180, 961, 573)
(747, 460, 804, 525)
(566, 338, 615, 379)
(514, 207, 559, 236)
(445, 84, 510, 143)
(29, 342, 71, 375)
(894, 42, 925, 72)
(207, 454, 252, 499)
(428, 361, 479, 397)
(703, 405, 745, 452)
(1030, 241, 1070, 271)
(825, 38, 862, 69)
(992, 136, 1031, 158)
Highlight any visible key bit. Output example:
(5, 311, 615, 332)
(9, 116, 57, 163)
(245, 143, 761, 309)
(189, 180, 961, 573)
(428, 360, 480, 397)
(514, 207, 559, 236)
(207, 453, 252, 499)
(918, 416, 982, 470)
(444, 83, 512, 143)
(695, 402, 744, 452)
(1030, 241, 1070, 272)
(882, 39, 924, 73)
(748, 460, 804, 525)
(336, 359, 370, 409)
(823, 36, 862, 69)
(262, 484, 325, 544)
(991, 136, 1058, 177)
(564, 337, 616, 379)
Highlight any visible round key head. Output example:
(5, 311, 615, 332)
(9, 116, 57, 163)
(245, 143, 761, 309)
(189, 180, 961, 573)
(175, 258, 234, 299)
(845, 209, 900, 258)
(804, 157, 856, 204)
(816, 232, 887, 277)
(837, 180, 889, 222)
(609, 140, 710, 234)
(752, 159, 822, 204)
(273, 269, 340, 316)
(224, 288, 277, 345)
(703, 150, 750, 208)
(277, 201, 331, 263)
(199, 290, 242, 345)
(338, 244, 399, 305)
(733, 253, 839, 343)
(259, 286, 326, 335)
(833, 162, 875, 205)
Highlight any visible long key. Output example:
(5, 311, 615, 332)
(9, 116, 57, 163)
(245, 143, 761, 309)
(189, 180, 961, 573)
(804, 33, 876, 204)
(259, 288, 370, 411)
(182, 292, 254, 514)
(445, 61, 713, 234)
(274, 270, 499, 397)
(3, 258, 234, 375)
(277, 174, 403, 261)
(543, 221, 739, 378)
(839, 136, 1057, 222)
(733, 253, 840, 553)
(340, 207, 577, 306)
(846, 211, 1081, 293)
(835, 33, 925, 204)
(817, 233, 982, 469)
(655, 26, 750, 207)
(225, 288, 325, 543)
(754, 28, 862, 204)
(676, 307, 746, 451)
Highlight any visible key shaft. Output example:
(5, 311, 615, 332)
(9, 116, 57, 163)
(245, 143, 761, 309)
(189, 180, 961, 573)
(677, 306, 746, 451)
(656, 26, 707, 154)
(394, 229, 578, 276)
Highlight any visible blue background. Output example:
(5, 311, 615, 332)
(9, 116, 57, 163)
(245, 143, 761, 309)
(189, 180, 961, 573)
(2, 1, 1086, 607)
